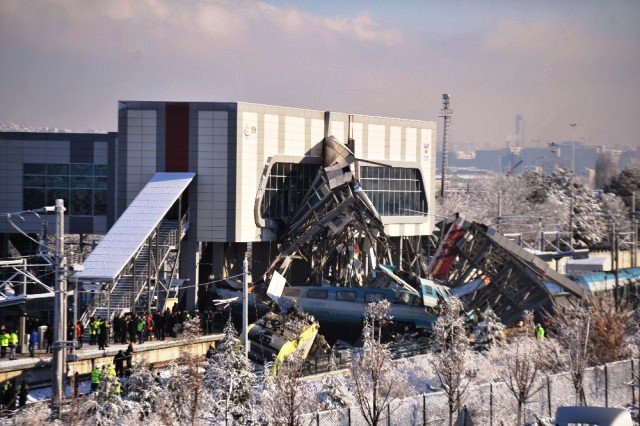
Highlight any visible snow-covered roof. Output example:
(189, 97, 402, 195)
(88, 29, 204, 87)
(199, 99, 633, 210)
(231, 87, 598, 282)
(75, 172, 194, 282)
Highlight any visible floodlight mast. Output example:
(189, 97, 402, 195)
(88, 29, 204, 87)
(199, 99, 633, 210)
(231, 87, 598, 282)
(439, 94, 453, 200)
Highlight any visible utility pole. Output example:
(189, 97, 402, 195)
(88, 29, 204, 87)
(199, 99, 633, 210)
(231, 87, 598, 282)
(632, 192, 637, 269)
(439, 94, 453, 201)
(568, 196, 574, 251)
(242, 255, 249, 358)
(51, 199, 67, 419)
(570, 123, 577, 172)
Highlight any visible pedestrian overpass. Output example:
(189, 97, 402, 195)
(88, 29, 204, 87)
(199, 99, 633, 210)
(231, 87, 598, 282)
(75, 172, 195, 325)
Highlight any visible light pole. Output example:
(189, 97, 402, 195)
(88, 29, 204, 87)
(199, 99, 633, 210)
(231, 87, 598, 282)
(70, 264, 85, 345)
(51, 199, 66, 419)
(570, 123, 577, 172)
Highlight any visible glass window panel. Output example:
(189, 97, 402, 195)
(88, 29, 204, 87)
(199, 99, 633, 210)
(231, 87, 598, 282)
(94, 177, 108, 189)
(23, 189, 46, 210)
(47, 189, 69, 207)
(24, 164, 46, 175)
(70, 177, 93, 189)
(24, 175, 46, 188)
(70, 164, 93, 176)
(94, 165, 108, 177)
(47, 175, 69, 188)
(70, 189, 93, 215)
(94, 190, 107, 215)
(336, 291, 357, 302)
(306, 289, 328, 299)
(364, 292, 386, 303)
(47, 164, 69, 175)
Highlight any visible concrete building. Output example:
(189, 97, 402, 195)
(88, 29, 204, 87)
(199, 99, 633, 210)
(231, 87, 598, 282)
(112, 101, 437, 306)
(0, 132, 117, 257)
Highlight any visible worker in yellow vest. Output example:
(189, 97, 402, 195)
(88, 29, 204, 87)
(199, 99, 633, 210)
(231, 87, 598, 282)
(90, 366, 101, 392)
(8, 330, 18, 360)
(89, 318, 97, 345)
(0, 329, 9, 358)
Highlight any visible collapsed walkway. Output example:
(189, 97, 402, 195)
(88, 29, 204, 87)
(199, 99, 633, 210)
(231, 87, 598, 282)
(75, 172, 195, 324)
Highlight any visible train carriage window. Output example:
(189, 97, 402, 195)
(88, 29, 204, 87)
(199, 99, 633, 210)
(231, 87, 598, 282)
(307, 289, 328, 299)
(282, 288, 300, 297)
(364, 292, 386, 303)
(336, 291, 356, 302)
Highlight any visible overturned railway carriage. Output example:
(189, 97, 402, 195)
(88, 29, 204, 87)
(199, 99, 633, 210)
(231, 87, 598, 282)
(429, 216, 587, 325)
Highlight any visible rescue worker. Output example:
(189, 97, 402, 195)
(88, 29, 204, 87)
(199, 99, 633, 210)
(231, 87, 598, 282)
(113, 378, 122, 396)
(8, 330, 18, 360)
(90, 366, 101, 392)
(89, 317, 97, 345)
(0, 329, 9, 358)
(17, 380, 28, 409)
(114, 350, 125, 377)
(137, 317, 145, 344)
(535, 323, 545, 341)
(107, 364, 116, 379)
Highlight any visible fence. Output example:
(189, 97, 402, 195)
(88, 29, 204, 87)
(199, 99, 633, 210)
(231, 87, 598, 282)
(301, 358, 640, 425)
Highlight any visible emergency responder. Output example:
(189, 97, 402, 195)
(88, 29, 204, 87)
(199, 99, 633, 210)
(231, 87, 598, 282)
(89, 317, 97, 345)
(0, 329, 9, 358)
(8, 330, 18, 360)
(90, 366, 101, 392)
(535, 323, 545, 341)
(137, 316, 145, 344)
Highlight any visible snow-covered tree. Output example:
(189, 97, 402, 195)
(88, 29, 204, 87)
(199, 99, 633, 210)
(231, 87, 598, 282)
(608, 160, 640, 206)
(204, 318, 256, 424)
(125, 362, 163, 419)
(259, 352, 315, 426)
(318, 353, 352, 410)
(472, 308, 506, 350)
(430, 297, 475, 426)
(350, 300, 400, 426)
(157, 350, 208, 426)
(79, 368, 134, 426)
(500, 339, 545, 425)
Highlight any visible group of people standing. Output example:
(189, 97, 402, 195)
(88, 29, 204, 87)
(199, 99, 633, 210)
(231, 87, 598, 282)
(0, 379, 28, 414)
(0, 328, 19, 360)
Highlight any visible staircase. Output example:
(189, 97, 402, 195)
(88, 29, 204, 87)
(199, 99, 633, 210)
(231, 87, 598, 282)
(81, 214, 188, 324)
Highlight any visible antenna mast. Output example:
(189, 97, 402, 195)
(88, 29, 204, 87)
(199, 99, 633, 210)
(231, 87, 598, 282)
(439, 94, 453, 200)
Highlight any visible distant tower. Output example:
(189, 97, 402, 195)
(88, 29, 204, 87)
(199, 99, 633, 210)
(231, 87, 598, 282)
(439, 94, 453, 200)
(515, 114, 524, 147)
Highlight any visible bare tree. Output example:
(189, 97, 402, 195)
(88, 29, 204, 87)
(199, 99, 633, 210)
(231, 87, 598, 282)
(588, 296, 633, 365)
(500, 339, 545, 425)
(429, 297, 475, 426)
(260, 352, 314, 426)
(555, 303, 591, 406)
(350, 300, 397, 426)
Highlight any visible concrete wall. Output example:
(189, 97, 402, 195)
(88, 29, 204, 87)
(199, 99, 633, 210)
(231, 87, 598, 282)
(0, 334, 222, 385)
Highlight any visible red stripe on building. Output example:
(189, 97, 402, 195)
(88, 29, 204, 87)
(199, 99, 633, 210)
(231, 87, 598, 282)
(165, 102, 189, 171)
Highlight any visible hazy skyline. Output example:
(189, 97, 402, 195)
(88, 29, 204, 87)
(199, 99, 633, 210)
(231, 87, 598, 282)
(1, 0, 639, 148)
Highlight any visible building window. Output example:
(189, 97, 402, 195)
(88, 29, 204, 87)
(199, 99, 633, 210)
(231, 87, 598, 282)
(260, 162, 320, 220)
(23, 163, 108, 216)
(359, 166, 427, 216)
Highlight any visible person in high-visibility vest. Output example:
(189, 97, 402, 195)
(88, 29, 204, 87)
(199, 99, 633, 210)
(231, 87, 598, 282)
(113, 379, 122, 396)
(89, 318, 97, 345)
(0, 329, 9, 358)
(8, 330, 18, 360)
(90, 366, 101, 392)
(107, 364, 116, 379)
(137, 317, 145, 345)
(535, 324, 545, 341)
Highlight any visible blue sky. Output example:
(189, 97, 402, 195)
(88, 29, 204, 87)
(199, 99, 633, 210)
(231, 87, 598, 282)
(1, 0, 639, 148)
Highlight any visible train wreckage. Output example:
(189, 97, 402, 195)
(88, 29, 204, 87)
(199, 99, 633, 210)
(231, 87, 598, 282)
(212, 135, 629, 365)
